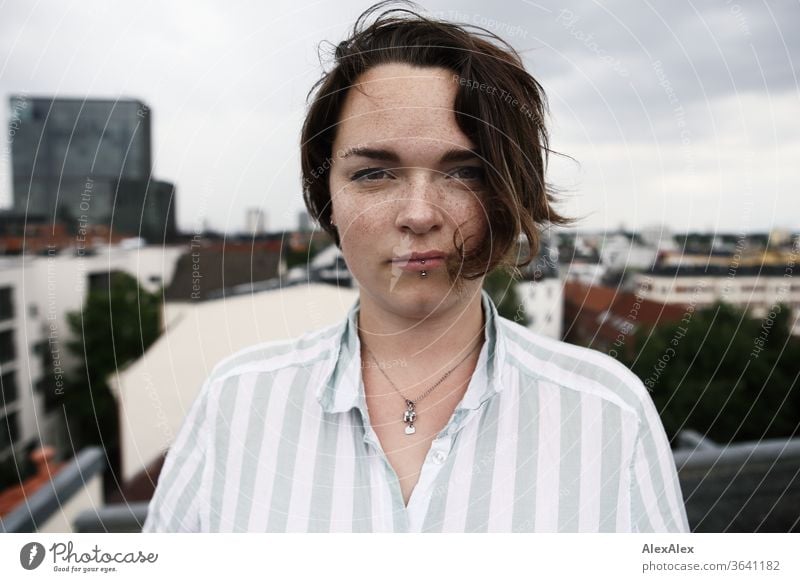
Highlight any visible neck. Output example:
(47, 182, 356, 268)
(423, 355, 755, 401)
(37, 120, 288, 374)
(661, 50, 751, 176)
(356, 289, 486, 382)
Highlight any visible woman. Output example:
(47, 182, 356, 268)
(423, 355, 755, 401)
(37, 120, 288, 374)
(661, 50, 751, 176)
(143, 1, 689, 533)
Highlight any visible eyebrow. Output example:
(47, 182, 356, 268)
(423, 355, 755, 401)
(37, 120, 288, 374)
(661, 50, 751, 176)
(341, 146, 480, 164)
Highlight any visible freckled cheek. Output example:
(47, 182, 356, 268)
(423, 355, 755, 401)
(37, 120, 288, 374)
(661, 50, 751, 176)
(339, 215, 388, 272)
(332, 198, 391, 247)
(347, 213, 386, 241)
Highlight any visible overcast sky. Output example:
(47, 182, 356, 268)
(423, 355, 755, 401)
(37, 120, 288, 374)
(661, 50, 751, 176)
(1, 0, 798, 235)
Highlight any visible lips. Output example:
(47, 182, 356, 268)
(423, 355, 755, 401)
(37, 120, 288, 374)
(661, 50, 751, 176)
(390, 250, 446, 263)
(389, 250, 447, 273)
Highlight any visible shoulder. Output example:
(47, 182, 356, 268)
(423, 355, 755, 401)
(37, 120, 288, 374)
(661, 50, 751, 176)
(497, 316, 651, 419)
(201, 320, 344, 392)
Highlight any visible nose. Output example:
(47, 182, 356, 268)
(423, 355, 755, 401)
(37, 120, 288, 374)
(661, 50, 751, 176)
(394, 176, 443, 235)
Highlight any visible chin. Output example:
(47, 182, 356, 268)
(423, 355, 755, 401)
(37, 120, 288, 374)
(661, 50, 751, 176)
(388, 284, 453, 311)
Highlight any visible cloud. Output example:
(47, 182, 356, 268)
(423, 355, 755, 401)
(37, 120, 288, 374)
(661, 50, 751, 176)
(0, 0, 797, 232)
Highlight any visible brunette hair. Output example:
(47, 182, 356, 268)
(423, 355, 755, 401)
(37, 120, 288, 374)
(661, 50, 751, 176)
(301, 0, 571, 281)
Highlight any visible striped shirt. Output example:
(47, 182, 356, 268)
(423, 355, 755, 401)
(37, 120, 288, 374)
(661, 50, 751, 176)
(142, 289, 689, 532)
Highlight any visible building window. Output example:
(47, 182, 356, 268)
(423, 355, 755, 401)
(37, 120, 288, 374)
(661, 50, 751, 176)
(0, 330, 15, 364)
(0, 287, 13, 322)
(0, 371, 16, 407)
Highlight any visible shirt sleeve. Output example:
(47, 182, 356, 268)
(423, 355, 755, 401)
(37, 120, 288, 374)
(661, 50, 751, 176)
(629, 384, 691, 533)
(141, 377, 215, 532)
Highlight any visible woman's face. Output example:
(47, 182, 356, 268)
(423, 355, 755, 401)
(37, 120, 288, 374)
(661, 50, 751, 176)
(329, 62, 489, 319)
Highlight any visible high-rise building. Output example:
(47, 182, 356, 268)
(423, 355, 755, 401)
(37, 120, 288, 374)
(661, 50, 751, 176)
(298, 209, 311, 232)
(113, 178, 177, 242)
(8, 96, 176, 242)
(245, 208, 266, 236)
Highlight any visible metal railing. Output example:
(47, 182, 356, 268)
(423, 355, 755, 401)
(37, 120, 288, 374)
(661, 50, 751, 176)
(60, 434, 800, 533)
(675, 437, 800, 532)
(73, 502, 149, 533)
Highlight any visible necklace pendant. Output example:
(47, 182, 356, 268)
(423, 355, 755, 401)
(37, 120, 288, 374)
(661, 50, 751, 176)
(403, 400, 417, 435)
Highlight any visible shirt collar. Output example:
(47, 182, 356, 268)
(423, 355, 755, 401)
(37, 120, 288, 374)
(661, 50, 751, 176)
(316, 288, 508, 414)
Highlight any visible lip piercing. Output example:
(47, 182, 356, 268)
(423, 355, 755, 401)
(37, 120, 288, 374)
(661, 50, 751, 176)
(420, 258, 427, 277)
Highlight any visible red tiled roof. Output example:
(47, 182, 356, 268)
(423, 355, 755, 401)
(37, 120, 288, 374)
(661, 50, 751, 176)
(564, 281, 617, 313)
(565, 281, 687, 325)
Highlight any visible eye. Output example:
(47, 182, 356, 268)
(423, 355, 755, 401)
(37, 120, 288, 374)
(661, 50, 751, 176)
(448, 166, 485, 181)
(350, 168, 393, 182)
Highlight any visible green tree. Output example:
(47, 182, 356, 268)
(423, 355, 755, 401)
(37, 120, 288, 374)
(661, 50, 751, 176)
(483, 267, 531, 327)
(623, 301, 800, 444)
(63, 272, 162, 495)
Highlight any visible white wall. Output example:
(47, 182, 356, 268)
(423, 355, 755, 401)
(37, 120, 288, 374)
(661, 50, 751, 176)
(111, 284, 359, 481)
(632, 273, 800, 311)
(599, 235, 658, 271)
(0, 244, 186, 461)
(38, 471, 103, 533)
(631, 272, 800, 335)
(561, 261, 606, 286)
(515, 278, 563, 340)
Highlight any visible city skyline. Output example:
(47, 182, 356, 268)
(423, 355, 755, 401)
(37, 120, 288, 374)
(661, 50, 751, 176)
(1, 0, 798, 235)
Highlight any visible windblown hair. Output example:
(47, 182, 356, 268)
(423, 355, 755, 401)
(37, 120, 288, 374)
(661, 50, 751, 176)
(301, 0, 571, 281)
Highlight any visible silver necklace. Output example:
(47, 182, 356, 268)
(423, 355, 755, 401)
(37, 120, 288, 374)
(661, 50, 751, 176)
(362, 332, 483, 435)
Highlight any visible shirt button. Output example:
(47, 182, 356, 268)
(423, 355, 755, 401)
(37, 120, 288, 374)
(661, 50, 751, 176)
(432, 450, 447, 464)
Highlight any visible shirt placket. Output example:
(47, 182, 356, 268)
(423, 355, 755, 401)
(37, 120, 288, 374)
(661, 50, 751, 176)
(356, 421, 406, 532)
(346, 293, 498, 532)
(355, 394, 476, 532)
(404, 431, 455, 532)
(406, 405, 485, 532)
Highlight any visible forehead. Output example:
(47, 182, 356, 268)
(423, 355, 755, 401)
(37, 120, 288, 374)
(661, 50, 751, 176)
(334, 63, 471, 149)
